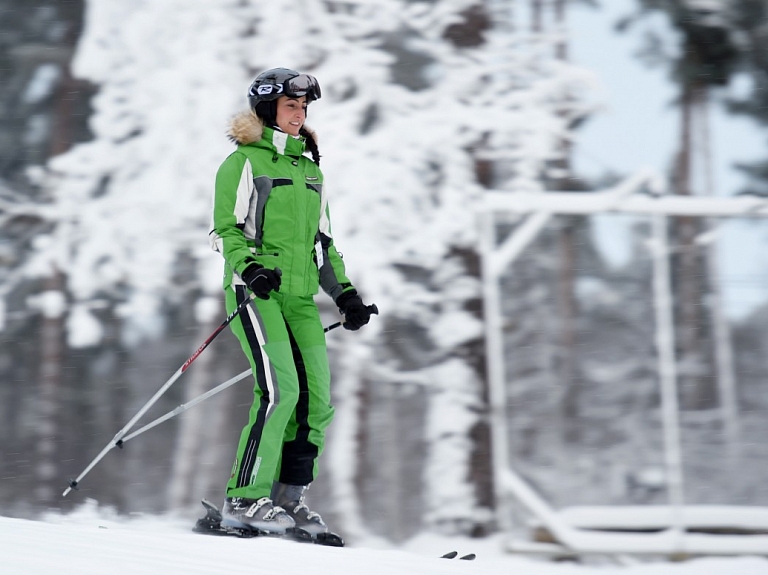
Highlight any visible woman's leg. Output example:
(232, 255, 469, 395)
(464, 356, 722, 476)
(276, 295, 334, 486)
(225, 286, 300, 500)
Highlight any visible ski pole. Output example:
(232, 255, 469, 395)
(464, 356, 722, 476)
(64, 298, 377, 496)
(112, 308, 381, 445)
(62, 291, 258, 497)
(116, 368, 252, 446)
(119, 308, 381, 444)
(323, 303, 379, 332)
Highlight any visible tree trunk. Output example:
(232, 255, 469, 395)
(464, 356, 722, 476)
(167, 299, 221, 510)
(697, 87, 741, 462)
(35, 272, 64, 506)
(531, 0, 543, 33)
(35, 6, 83, 505)
(552, 0, 580, 443)
(673, 74, 716, 410)
(327, 348, 373, 542)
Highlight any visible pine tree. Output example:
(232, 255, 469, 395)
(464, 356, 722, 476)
(0, 0, 94, 511)
(620, 0, 741, 411)
(726, 0, 768, 196)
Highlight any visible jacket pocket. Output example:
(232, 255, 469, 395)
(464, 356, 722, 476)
(250, 249, 282, 273)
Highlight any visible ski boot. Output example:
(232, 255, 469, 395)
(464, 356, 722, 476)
(271, 483, 344, 546)
(221, 496, 295, 535)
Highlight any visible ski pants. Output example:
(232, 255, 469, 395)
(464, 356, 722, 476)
(225, 285, 334, 499)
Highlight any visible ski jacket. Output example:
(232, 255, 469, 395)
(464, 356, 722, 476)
(209, 111, 354, 302)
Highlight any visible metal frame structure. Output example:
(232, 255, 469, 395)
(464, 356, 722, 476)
(477, 172, 768, 556)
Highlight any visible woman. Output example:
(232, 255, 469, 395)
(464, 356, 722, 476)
(209, 68, 373, 536)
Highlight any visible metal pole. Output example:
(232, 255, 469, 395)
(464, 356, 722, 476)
(118, 369, 252, 445)
(651, 214, 686, 548)
(480, 211, 515, 533)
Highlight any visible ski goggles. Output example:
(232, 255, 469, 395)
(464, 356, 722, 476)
(284, 74, 321, 102)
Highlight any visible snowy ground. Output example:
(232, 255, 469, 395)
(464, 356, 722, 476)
(1, 504, 767, 575)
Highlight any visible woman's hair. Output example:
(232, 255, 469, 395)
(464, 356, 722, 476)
(300, 127, 321, 166)
(254, 100, 277, 128)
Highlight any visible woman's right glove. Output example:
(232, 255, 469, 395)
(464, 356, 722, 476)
(336, 290, 372, 331)
(241, 265, 282, 300)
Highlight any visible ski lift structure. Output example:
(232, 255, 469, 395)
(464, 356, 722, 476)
(477, 170, 768, 557)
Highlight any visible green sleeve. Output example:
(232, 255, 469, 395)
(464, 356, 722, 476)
(210, 151, 258, 278)
(318, 202, 355, 303)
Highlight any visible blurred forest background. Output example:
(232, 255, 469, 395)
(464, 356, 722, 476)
(1, 0, 768, 545)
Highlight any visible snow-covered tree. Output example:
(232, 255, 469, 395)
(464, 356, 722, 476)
(305, 0, 598, 536)
(16, 0, 255, 510)
(0, 0, 96, 508)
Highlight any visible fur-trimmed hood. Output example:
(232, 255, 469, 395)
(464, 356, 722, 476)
(227, 110, 318, 147)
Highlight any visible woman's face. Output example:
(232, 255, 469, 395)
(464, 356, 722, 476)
(275, 95, 307, 136)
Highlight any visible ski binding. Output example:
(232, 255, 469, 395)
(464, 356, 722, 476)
(193, 499, 344, 547)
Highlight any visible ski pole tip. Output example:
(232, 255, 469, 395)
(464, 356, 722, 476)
(62, 479, 79, 497)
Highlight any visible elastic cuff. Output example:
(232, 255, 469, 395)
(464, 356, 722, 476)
(335, 289, 359, 308)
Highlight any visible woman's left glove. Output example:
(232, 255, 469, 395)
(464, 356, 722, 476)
(336, 290, 372, 331)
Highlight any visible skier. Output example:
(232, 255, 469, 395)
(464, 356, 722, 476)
(209, 68, 374, 537)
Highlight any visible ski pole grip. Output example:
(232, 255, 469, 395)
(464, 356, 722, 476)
(368, 303, 379, 315)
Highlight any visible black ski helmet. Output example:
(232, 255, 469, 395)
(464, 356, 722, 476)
(248, 68, 321, 110)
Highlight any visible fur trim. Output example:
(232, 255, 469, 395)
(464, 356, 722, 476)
(227, 110, 317, 147)
(228, 110, 264, 145)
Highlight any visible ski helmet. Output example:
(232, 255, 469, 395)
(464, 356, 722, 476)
(247, 68, 322, 111)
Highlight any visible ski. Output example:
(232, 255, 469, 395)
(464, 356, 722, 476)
(440, 551, 476, 560)
(193, 499, 344, 547)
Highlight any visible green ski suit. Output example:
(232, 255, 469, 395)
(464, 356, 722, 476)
(209, 111, 355, 499)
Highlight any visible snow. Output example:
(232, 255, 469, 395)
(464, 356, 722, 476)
(22, 63, 61, 105)
(26, 289, 66, 319)
(193, 296, 220, 324)
(66, 303, 104, 348)
(1, 506, 766, 575)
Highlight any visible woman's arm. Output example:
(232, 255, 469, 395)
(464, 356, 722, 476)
(317, 201, 355, 303)
(209, 151, 260, 278)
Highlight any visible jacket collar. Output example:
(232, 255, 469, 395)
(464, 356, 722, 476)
(228, 110, 306, 157)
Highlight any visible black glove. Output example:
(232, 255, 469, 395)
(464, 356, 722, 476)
(241, 265, 282, 300)
(336, 290, 371, 331)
